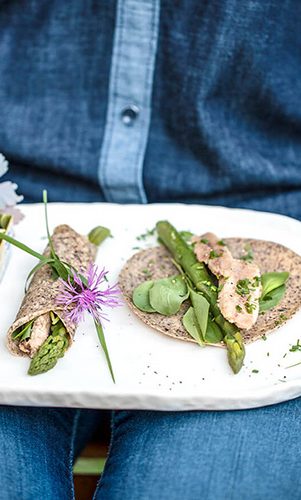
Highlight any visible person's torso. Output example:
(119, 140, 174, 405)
(0, 0, 300, 218)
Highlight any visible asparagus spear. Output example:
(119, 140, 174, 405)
(28, 321, 69, 375)
(156, 220, 245, 373)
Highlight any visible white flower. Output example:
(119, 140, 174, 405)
(0, 153, 8, 177)
(0, 181, 23, 209)
(0, 153, 23, 221)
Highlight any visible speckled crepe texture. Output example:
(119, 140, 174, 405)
(119, 239, 301, 346)
(7, 224, 96, 356)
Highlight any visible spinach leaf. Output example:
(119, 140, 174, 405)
(182, 306, 204, 346)
(133, 280, 156, 312)
(260, 272, 289, 300)
(12, 320, 34, 341)
(259, 284, 286, 312)
(189, 289, 210, 337)
(149, 275, 189, 315)
(183, 307, 223, 345)
(205, 318, 223, 343)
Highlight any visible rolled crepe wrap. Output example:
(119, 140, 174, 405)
(7, 224, 96, 356)
(119, 238, 301, 345)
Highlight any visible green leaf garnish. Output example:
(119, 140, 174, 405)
(149, 275, 189, 316)
(205, 318, 223, 343)
(189, 289, 210, 337)
(259, 284, 286, 312)
(12, 320, 34, 341)
(88, 226, 111, 246)
(183, 306, 223, 345)
(260, 272, 289, 300)
(258, 272, 289, 313)
(182, 306, 204, 346)
(133, 280, 156, 312)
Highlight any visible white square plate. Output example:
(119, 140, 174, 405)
(1, 202, 301, 410)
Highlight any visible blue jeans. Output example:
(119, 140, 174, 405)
(0, 401, 300, 500)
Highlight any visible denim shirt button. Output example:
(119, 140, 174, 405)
(121, 105, 140, 126)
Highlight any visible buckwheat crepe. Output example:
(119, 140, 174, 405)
(119, 238, 301, 345)
(7, 224, 96, 356)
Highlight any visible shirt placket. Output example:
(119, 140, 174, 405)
(98, 0, 160, 204)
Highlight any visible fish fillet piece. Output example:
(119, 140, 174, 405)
(193, 233, 262, 330)
(19, 313, 51, 357)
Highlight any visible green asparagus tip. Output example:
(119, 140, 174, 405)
(224, 332, 245, 374)
(28, 325, 69, 376)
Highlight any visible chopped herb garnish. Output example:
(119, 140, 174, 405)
(274, 314, 288, 327)
(289, 340, 301, 352)
(209, 250, 220, 259)
(200, 238, 209, 244)
(245, 302, 256, 314)
(252, 369, 259, 373)
(261, 334, 267, 341)
(236, 305, 242, 312)
(217, 240, 226, 246)
(254, 276, 260, 287)
(236, 277, 259, 297)
(136, 227, 156, 241)
(236, 279, 251, 296)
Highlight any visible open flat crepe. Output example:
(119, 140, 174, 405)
(7, 224, 96, 356)
(119, 238, 301, 345)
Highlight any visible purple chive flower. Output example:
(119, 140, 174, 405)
(56, 263, 122, 324)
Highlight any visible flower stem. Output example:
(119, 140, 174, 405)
(0, 232, 46, 261)
(43, 190, 56, 258)
(95, 320, 115, 383)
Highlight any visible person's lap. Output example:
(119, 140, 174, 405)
(0, 399, 300, 500)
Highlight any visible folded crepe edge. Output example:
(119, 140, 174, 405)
(7, 308, 76, 357)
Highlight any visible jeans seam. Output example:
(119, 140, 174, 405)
(92, 410, 116, 500)
(68, 409, 81, 500)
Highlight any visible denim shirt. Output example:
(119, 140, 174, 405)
(0, 1, 301, 219)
